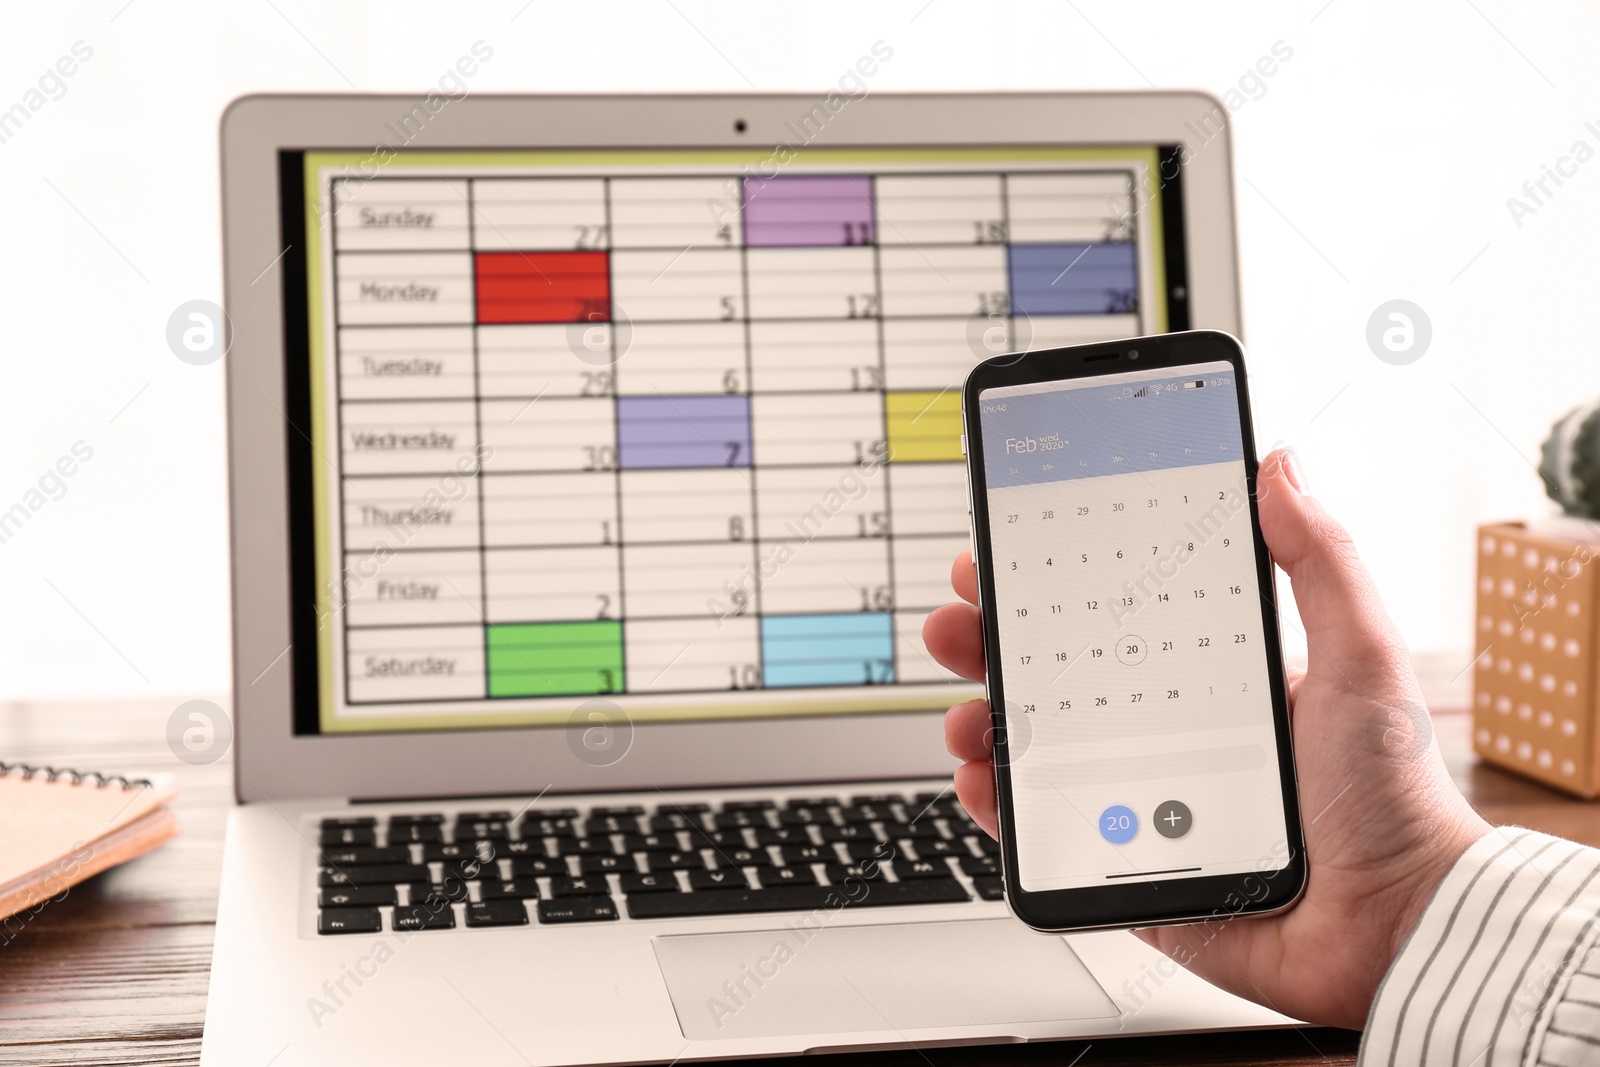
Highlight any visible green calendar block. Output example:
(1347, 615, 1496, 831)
(486, 621, 624, 698)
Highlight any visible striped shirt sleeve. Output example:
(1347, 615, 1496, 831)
(1359, 827, 1600, 1067)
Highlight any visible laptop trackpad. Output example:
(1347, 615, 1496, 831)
(653, 919, 1118, 1040)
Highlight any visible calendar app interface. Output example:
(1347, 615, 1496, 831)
(977, 362, 1289, 893)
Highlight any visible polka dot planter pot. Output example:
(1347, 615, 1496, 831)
(1474, 522, 1600, 798)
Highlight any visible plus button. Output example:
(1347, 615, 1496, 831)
(1153, 800, 1192, 840)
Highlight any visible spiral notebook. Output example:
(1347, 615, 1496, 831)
(0, 762, 178, 921)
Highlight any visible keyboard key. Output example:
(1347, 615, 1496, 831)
(479, 878, 541, 900)
(589, 804, 646, 817)
(455, 810, 512, 823)
(318, 908, 382, 935)
(578, 854, 637, 875)
(549, 875, 609, 898)
(972, 835, 1000, 856)
(647, 851, 706, 871)
(819, 823, 876, 843)
(387, 822, 443, 845)
(393, 903, 456, 931)
(319, 886, 396, 908)
(973, 875, 1005, 901)
(441, 856, 498, 882)
(689, 869, 750, 891)
(389, 813, 445, 826)
(844, 840, 896, 862)
(894, 859, 952, 879)
(754, 865, 818, 887)
(850, 793, 906, 807)
(499, 839, 546, 857)
(553, 836, 620, 857)
(649, 813, 702, 833)
(755, 826, 814, 846)
(913, 791, 947, 804)
(784, 796, 838, 809)
(454, 816, 510, 841)
(509, 856, 567, 878)
(538, 897, 619, 923)
(959, 855, 1001, 878)
(627, 878, 969, 919)
(916, 801, 964, 820)
(521, 816, 576, 838)
(778, 844, 832, 865)
(422, 842, 490, 863)
(319, 864, 429, 887)
(908, 839, 965, 858)
(466, 899, 530, 927)
(778, 808, 827, 826)
(619, 872, 679, 895)
(320, 816, 377, 829)
(902, 821, 945, 840)
(318, 825, 376, 848)
(712, 810, 765, 830)
(406, 881, 471, 905)
(687, 828, 747, 849)
(620, 833, 680, 854)
(824, 862, 887, 884)
(320, 846, 411, 867)
(583, 816, 638, 837)
(715, 848, 766, 867)
(720, 798, 775, 812)
(654, 801, 710, 816)
(522, 807, 580, 820)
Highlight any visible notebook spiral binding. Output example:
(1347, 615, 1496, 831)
(0, 761, 152, 790)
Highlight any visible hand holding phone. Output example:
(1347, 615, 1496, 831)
(931, 331, 1491, 1028)
(960, 330, 1304, 931)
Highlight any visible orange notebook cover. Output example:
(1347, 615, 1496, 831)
(0, 762, 178, 921)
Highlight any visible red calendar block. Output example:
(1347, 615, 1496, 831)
(474, 251, 610, 324)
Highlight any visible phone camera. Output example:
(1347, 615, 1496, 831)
(733, 118, 748, 134)
(1128, 349, 1139, 360)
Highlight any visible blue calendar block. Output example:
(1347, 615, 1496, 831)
(1007, 242, 1139, 316)
(760, 614, 895, 688)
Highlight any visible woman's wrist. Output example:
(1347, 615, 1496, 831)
(1382, 804, 1494, 966)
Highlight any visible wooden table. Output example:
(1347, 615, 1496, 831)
(0, 699, 1593, 1067)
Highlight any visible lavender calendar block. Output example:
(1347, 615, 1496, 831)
(742, 176, 875, 248)
(617, 396, 752, 469)
(1007, 242, 1139, 316)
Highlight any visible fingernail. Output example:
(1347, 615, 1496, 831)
(1283, 449, 1308, 493)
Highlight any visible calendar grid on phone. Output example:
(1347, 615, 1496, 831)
(989, 463, 1269, 728)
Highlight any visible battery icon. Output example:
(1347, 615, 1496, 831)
(1183, 380, 1205, 390)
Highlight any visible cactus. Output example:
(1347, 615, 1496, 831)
(1541, 400, 1600, 518)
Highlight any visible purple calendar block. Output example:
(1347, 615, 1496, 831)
(617, 396, 752, 469)
(742, 176, 875, 248)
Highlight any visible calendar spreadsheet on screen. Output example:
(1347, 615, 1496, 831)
(285, 146, 1189, 734)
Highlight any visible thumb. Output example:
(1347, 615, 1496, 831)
(1257, 449, 1413, 686)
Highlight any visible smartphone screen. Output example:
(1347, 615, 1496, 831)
(971, 350, 1297, 906)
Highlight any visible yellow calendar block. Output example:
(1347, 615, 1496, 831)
(885, 390, 963, 463)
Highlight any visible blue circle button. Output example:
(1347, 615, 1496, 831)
(1099, 805, 1138, 844)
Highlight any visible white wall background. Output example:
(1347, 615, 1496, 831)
(0, 0, 1591, 701)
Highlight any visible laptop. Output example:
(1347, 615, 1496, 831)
(203, 90, 1290, 1065)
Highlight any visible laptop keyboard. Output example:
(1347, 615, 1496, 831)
(315, 791, 1004, 934)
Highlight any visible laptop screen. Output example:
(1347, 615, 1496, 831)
(276, 145, 1191, 735)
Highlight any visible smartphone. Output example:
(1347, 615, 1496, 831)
(961, 330, 1305, 933)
